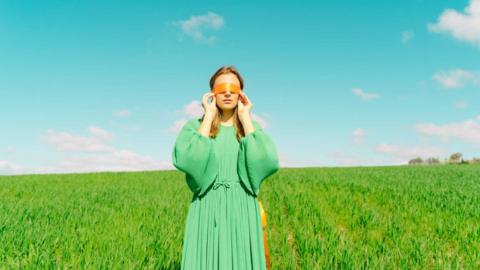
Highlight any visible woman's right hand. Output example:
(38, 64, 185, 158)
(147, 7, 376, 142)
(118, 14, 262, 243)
(202, 92, 218, 120)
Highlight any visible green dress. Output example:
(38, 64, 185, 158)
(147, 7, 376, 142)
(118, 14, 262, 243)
(172, 117, 280, 270)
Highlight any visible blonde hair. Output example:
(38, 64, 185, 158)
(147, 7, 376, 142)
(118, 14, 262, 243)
(201, 65, 246, 141)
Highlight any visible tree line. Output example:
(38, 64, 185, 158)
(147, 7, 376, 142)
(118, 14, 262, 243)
(408, 152, 480, 165)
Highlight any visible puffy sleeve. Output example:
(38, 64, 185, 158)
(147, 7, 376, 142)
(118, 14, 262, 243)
(172, 118, 219, 196)
(237, 120, 280, 196)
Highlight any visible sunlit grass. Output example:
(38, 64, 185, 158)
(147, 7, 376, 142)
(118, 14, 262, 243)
(1, 165, 479, 269)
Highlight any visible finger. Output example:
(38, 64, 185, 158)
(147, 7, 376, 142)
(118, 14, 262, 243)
(205, 94, 212, 103)
(242, 96, 247, 105)
(206, 96, 212, 105)
(239, 92, 246, 103)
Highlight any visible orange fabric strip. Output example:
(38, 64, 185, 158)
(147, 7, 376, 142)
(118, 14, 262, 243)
(258, 198, 271, 270)
(212, 83, 242, 94)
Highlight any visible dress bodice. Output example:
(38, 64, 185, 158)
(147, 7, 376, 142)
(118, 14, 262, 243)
(213, 125, 241, 183)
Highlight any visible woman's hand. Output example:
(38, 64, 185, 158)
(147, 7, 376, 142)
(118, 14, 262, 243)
(202, 92, 218, 121)
(237, 92, 253, 123)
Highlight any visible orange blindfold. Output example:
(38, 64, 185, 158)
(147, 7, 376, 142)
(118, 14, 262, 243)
(212, 83, 242, 94)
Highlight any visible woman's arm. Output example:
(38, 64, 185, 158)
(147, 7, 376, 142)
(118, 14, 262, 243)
(237, 120, 280, 196)
(172, 118, 219, 196)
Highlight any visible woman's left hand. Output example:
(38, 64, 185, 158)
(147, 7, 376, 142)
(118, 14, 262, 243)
(237, 92, 253, 122)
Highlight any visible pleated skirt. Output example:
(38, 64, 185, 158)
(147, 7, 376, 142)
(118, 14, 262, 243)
(180, 180, 267, 270)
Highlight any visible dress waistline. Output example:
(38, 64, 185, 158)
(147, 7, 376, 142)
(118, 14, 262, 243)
(212, 179, 242, 227)
(212, 179, 241, 192)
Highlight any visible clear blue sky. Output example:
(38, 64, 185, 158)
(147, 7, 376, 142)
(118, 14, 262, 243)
(1, 0, 480, 174)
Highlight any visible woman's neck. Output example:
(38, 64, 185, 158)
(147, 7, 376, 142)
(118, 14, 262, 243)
(220, 110, 234, 125)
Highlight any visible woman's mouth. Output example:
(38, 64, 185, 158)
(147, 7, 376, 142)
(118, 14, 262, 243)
(224, 99, 232, 103)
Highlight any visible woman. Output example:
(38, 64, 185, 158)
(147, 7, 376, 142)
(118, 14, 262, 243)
(172, 65, 280, 270)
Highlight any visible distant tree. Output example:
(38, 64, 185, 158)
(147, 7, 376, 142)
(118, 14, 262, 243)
(408, 157, 423, 165)
(425, 157, 440, 165)
(449, 152, 463, 164)
(460, 158, 469, 165)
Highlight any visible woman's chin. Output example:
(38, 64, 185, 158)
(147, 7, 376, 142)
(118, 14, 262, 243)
(220, 104, 236, 110)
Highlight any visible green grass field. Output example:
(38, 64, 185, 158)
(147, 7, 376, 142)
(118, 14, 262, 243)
(1, 165, 479, 269)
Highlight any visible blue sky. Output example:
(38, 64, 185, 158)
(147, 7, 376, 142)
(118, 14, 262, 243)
(1, 0, 480, 174)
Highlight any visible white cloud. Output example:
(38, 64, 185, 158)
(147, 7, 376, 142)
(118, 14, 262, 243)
(428, 0, 480, 47)
(0, 146, 16, 154)
(352, 128, 367, 145)
(401, 30, 414, 43)
(183, 100, 204, 118)
(413, 115, 480, 144)
(433, 69, 480, 89)
(0, 160, 23, 174)
(114, 109, 131, 117)
(167, 100, 204, 134)
(251, 114, 269, 129)
(43, 127, 115, 153)
(375, 143, 446, 164)
(172, 11, 225, 43)
(168, 118, 189, 134)
(453, 100, 468, 109)
(0, 155, 173, 175)
(352, 88, 380, 101)
(88, 126, 115, 141)
(55, 150, 170, 173)
(1, 126, 171, 175)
